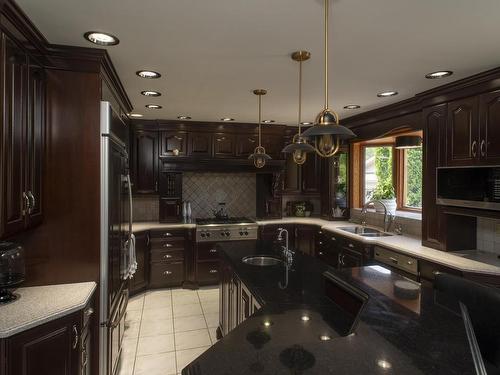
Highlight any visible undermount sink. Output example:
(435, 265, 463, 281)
(242, 255, 282, 266)
(338, 226, 393, 237)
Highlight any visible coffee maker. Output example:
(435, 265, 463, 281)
(0, 242, 25, 303)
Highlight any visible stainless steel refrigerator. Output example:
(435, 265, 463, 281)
(99, 101, 136, 375)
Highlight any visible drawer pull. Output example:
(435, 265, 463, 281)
(163, 232, 173, 237)
(389, 257, 398, 264)
(407, 261, 413, 265)
(209, 269, 218, 274)
(331, 237, 336, 241)
(163, 254, 173, 259)
(348, 243, 354, 248)
(318, 251, 324, 255)
(209, 249, 217, 253)
(163, 271, 173, 276)
(163, 243, 173, 248)
(84, 307, 94, 317)
(72, 325, 79, 349)
(318, 241, 323, 245)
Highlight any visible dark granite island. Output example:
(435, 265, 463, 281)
(182, 240, 481, 375)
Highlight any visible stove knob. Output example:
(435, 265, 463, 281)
(244, 231, 249, 236)
(201, 232, 206, 238)
(220, 231, 225, 237)
(225, 231, 231, 237)
(206, 232, 211, 237)
(239, 231, 244, 236)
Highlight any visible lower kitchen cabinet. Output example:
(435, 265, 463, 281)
(129, 231, 149, 295)
(148, 228, 186, 288)
(294, 225, 316, 255)
(196, 242, 221, 285)
(2, 300, 95, 375)
(315, 230, 371, 269)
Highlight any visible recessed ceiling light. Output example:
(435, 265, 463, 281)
(128, 113, 143, 118)
(83, 31, 119, 46)
(319, 335, 331, 341)
(377, 91, 398, 97)
(300, 122, 313, 125)
(136, 70, 161, 79)
(425, 70, 453, 79)
(145, 104, 162, 109)
(221, 117, 234, 122)
(178, 115, 192, 120)
(344, 104, 361, 110)
(263, 120, 275, 124)
(141, 91, 161, 97)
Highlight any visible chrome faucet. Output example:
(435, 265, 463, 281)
(277, 228, 294, 266)
(361, 200, 394, 233)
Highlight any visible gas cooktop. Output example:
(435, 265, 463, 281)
(196, 217, 256, 226)
(195, 217, 258, 242)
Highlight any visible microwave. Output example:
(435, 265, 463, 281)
(436, 166, 500, 210)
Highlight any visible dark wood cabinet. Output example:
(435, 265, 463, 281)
(188, 132, 212, 157)
(213, 133, 236, 158)
(159, 198, 182, 223)
(315, 231, 370, 270)
(160, 131, 187, 157)
(447, 96, 479, 166)
(260, 224, 295, 251)
(261, 135, 283, 159)
(131, 130, 158, 194)
(130, 231, 149, 295)
(236, 134, 258, 156)
(479, 89, 500, 164)
(422, 104, 447, 250)
(196, 242, 220, 286)
(159, 172, 182, 223)
(0, 35, 45, 239)
(295, 225, 316, 255)
(148, 229, 186, 288)
(283, 145, 321, 195)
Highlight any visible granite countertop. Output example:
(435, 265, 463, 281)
(133, 218, 500, 275)
(0, 282, 96, 338)
(182, 241, 478, 374)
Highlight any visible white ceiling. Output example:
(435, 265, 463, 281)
(17, 0, 500, 125)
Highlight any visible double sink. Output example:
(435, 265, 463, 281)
(242, 225, 392, 267)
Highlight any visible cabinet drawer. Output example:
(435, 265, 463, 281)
(150, 229, 186, 240)
(197, 243, 220, 261)
(151, 249, 184, 263)
(150, 238, 185, 251)
(150, 262, 184, 288)
(374, 246, 418, 276)
(197, 261, 220, 285)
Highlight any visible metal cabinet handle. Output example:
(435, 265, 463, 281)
(146, 233, 150, 246)
(163, 232, 173, 237)
(163, 254, 172, 259)
(72, 325, 79, 349)
(348, 243, 354, 248)
(209, 249, 217, 253)
(480, 140, 486, 157)
(163, 243, 173, 248)
(155, 181, 158, 191)
(209, 269, 218, 274)
(318, 251, 324, 256)
(389, 257, 398, 264)
(331, 237, 336, 241)
(84, 307, 94, 317)
(163, 270, 172, 276)
(27, 191, 35, 213)
(22, 192, 30, 215)
(471, 140, 478, 157)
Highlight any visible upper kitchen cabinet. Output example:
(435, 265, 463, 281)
(213, 133, 236, 158)
(160, 131, 187, 157)
(447, 96, 479, 166)
(261, 135, 283, 159)
(0, 34, 46, 239)
(130, 129, 159, 194)
(188, 132, 212, 157)
(236, 134, 258, 156)
(479, 89, 500, 164)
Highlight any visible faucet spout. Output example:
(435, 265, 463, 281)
(361, 200, 393, 233)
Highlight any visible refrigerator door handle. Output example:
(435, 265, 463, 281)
(127, 173, 133, 238)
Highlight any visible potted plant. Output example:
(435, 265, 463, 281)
(371, 179, 396, 214)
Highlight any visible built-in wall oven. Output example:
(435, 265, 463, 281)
(437, 166, 500, 210)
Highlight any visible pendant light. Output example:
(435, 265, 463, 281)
(248, 89, 272, 168)
(301, 0, 356, 157)
(282, 51, 316, 165)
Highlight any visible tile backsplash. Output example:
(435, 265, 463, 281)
(183, 172, 256, 219)
(133, 196, 159, 222)
(477, 217, 500, 254)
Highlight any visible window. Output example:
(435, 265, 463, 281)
(363, 146, 393, 204)
(402, 147, 422, 209)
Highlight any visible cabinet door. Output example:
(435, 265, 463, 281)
(340, 248, 363, 268)
(229, 277, 240, 332)
(159, 198, 181, 223)
(26, 64, 45, 227)
(301, 153, 321, 194)
(160, 131, 187, 157)
(447, 96, 479, 166)
(479, 89, 500, 164)
(213, 133, 236, 158)
(295, 225, 316, 255)
(188, 132, 212, 157)
(0, 35, 28, 238)
(239, 283, 251, 324)
(8, 312, 81, 375)
(131, 130, 158, 194)
(236, 134, 257, 156)
(422, 104, 447, 250)
(130, 231, 149, 294)
(261, 135, 283, 159)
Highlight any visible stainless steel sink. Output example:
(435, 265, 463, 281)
(242, 255, 282, 266)
(338, 226, 392, 237)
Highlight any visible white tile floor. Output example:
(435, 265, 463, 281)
(118, 287, 219, 375)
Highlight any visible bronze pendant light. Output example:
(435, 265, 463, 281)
(301, 0, 356, 157)
(248, 89, 272, 168)
(282, 51, 316, 165)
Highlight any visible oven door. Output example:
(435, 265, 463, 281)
(109, 288, 128, 375)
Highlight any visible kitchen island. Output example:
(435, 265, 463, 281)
(182, 240, 482, 374)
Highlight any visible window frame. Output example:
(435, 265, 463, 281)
(396, 147, 423, 212)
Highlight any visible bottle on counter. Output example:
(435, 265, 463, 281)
(187, 201, 192, 220)
(182, 201, 188, 220)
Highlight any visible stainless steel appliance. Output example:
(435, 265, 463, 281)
(437, 166, 500, 210)
(100, 102, 135, 375)
(0, 242, 24, 303)
(196, 217, 258, 242)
